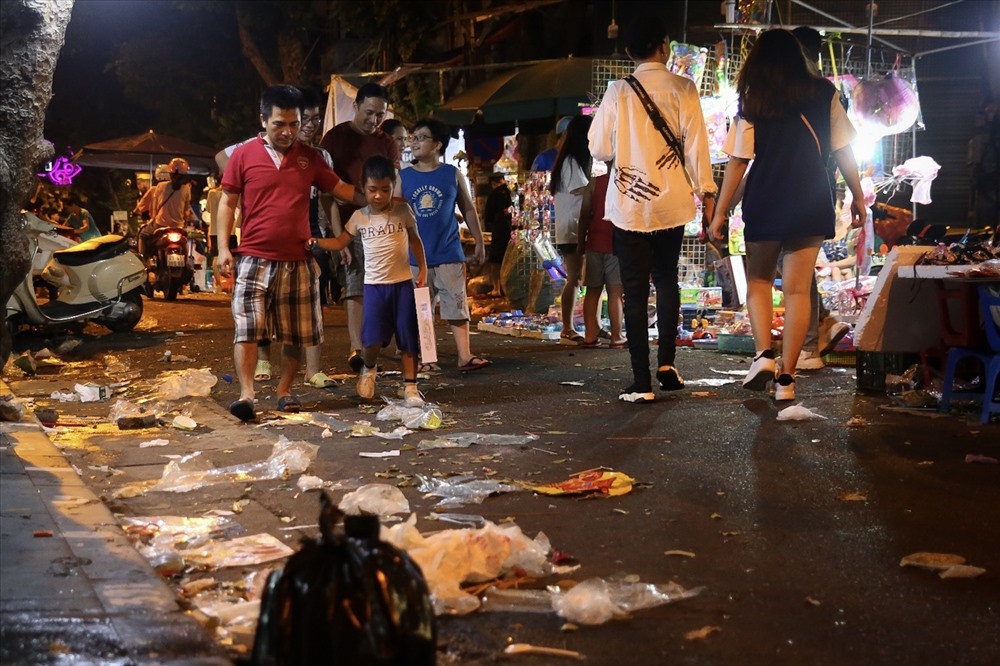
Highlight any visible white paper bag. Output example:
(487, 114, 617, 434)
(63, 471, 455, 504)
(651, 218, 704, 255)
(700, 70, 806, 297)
(414, 286, 437, 364)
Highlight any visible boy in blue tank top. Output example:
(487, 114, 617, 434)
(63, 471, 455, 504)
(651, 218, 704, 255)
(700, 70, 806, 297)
(400, 119, 492, 373)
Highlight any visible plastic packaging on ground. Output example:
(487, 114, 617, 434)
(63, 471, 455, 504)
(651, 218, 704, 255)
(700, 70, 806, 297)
(377, 399, 443, 430)
(148, 435, 319, 493)
(338, 483, 410, 517)
(480, 578, 703, 625)
(157, 367, 218, 401)
(416, 431, 539, 450)
(381, 515, 551, 615)
(417, 474, 520, 508)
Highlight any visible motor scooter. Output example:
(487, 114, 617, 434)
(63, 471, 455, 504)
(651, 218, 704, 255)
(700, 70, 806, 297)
(5, 212, 146, 338)
(144, 226, 195, 300)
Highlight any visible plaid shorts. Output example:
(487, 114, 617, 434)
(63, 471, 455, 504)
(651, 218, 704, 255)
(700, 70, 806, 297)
(231, 255, 322, 347)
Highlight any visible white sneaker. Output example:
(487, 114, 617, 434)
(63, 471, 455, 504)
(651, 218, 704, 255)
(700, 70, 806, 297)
(819, 318, 850, 355)
(356, 365, 376, 399)
(796, 350, 825, 370)
(402, 382, 425, 408)
(774, 373, 796, 401)
(743, 351, 776, 390)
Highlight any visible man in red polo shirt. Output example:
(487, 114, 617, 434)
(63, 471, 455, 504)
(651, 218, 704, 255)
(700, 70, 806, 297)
(216, 84, 362, 421)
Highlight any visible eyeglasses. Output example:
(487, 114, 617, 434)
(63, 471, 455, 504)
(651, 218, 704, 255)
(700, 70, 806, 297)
(302, 115, 322, 126)
(409, 134, 434, 143)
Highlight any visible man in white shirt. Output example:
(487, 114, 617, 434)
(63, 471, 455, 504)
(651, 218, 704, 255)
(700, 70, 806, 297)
(589, 15, 717, 404)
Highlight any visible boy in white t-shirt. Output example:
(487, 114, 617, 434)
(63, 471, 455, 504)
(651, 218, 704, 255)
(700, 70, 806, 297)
(311, 155, 428, 406)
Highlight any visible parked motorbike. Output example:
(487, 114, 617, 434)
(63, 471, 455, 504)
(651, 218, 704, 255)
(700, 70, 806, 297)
(5, 211, 146, 338)
(144, 225, 195, 300)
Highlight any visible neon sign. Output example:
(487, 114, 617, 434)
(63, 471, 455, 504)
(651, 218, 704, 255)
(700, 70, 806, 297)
(37, 155, 82, 186)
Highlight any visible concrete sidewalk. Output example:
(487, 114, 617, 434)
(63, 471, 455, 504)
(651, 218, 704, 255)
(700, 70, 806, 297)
(0, 381, 230, 665)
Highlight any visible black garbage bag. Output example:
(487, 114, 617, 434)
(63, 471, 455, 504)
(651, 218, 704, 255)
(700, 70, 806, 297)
(251, 492, 437, 665)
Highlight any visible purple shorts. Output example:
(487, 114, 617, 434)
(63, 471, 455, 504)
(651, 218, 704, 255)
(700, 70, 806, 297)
(361, 281, 419, 354)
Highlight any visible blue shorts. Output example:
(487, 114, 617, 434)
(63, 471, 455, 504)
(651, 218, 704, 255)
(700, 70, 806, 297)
(361, 281, 419, 354)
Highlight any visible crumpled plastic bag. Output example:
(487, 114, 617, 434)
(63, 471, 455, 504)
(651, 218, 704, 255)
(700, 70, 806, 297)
(338, 483, 410, 516)
(108, 399, 145, 424)
(550, 578, 702, 625)
(149, 435, 318, 493)
(157, 368, 218, 400)
(377, 400, 443, 430)
(382, 515, 551, 615)
(416, 432, 539, 450)
(776, 405, 827, 421)
(417, 474, 520, 507)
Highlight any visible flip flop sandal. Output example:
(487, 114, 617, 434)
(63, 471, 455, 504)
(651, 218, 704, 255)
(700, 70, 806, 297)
(418, 363, 442, 373)
(580, 339, 602, 348)
(228, 399, 256, 422)
(458, 357, 493, 372)
(597, 328, 613, 340)
(609, 339, 628, 349)
(277, 395, 302, 413)
(305, 372, 337, 388)
(560, 330, 585, 343)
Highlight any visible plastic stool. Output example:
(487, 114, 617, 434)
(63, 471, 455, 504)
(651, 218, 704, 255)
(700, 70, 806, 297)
(938, 285, 1000, 423)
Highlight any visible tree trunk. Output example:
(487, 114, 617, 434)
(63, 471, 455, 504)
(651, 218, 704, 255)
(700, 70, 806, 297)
(235, 3, 278, 86)
(0, 0, 74, 365)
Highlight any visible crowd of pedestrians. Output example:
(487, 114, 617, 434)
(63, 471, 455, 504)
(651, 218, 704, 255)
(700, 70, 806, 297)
(202, 15, 864, 420)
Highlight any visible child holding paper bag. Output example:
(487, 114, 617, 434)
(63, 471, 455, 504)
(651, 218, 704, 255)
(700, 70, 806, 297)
(309, 155, 428, 407)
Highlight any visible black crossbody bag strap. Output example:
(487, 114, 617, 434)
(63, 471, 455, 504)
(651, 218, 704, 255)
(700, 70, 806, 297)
(625, 75, 685, 168)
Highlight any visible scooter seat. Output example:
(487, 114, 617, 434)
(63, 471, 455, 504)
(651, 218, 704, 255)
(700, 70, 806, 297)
(54, 234, 132, 267)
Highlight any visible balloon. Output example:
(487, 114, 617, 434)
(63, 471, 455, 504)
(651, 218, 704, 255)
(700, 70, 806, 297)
(850, 73, 920, 139)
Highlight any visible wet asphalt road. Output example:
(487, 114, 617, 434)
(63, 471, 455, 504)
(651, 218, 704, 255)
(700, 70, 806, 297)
(4, 291, 999, 665)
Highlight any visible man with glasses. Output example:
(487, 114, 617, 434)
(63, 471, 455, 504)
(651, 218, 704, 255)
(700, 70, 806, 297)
(319, 83, 402, 372)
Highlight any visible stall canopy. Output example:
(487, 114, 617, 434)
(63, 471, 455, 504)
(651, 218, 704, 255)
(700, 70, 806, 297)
(73, 130, 218, 175)
(434, 57, 603, 134)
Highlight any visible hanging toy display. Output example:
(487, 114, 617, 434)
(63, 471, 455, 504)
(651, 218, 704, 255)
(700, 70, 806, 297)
(532, 233, 567, 281)
(849, 72, 921, 139)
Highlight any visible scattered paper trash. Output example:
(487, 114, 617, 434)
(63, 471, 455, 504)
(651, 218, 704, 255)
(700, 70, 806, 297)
(372, 426, 413, 440)
(359, 450, 400, 458)
(900, 552, 985, 579)
(75, 383, 110, 403)
(503, 643, 584, 660)
(684, 625, 721, 641)
(139, 438, 170, 449)
(338, 483, 410, 516)
(965, 453, 998, 464)
(531, 468, 635, 497)
(899, 552, 966, 571)
(776, 404, 827, 421)
(938, 564, 986, 579)
(50, 390, 78, 402)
